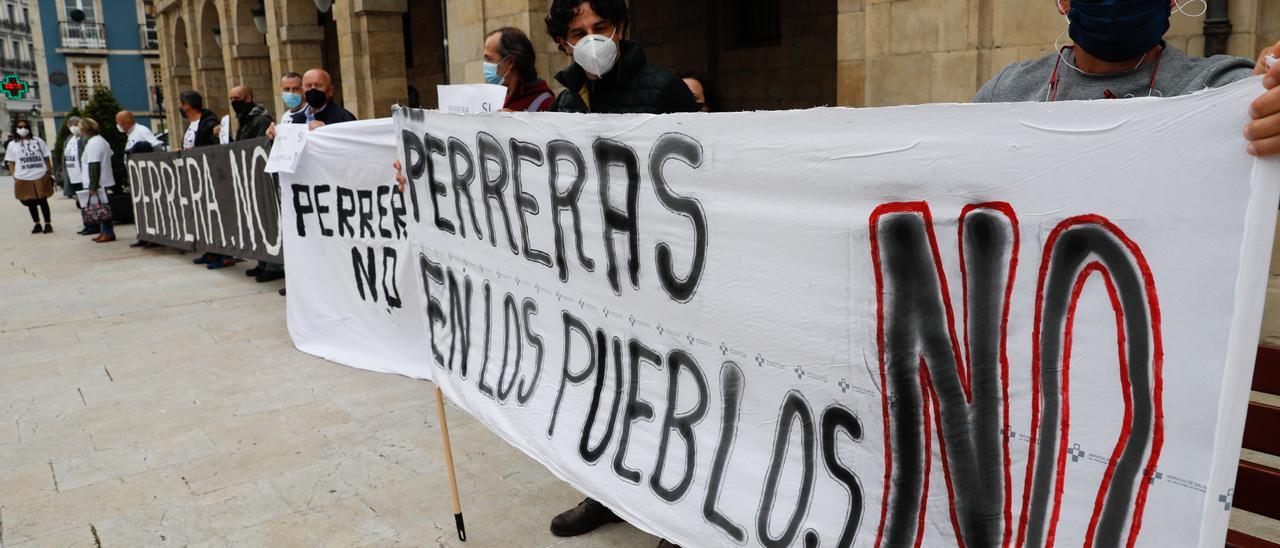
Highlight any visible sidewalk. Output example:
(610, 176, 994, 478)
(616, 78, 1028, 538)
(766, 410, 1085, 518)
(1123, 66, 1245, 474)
(0, 177, 655, 546)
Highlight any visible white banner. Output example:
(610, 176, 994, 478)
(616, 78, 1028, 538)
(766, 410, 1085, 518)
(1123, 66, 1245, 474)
(286, 78, 1278, 548)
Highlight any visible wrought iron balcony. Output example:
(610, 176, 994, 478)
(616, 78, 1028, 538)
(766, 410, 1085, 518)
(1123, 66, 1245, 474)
(59, 21, 106, 49)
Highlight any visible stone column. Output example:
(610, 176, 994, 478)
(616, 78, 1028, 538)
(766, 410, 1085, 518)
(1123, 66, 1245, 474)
(270, 0, 326, 89)
(333, 0, 408, 119)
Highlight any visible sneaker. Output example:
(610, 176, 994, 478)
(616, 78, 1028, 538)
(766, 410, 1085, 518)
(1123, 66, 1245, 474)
(42, 224, 52, 234)
(30, 224, 40, 234)
(255, 270, 285, 283)
(245, 266, 264, 277)
(549, 498, 623, 537)
(193, 253, 215, 265)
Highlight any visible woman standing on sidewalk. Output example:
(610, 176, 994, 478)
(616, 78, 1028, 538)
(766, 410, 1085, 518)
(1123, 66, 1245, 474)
(80, 118, 116, 243)
(5, 118, 54, 234)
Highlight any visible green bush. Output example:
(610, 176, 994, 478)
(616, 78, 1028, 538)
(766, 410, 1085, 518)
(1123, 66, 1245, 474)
(81, 87, 128, 188)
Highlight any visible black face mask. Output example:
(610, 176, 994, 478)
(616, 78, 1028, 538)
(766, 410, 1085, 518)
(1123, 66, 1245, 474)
(231, 99, 249, 117)
(304, 89, 328, 110)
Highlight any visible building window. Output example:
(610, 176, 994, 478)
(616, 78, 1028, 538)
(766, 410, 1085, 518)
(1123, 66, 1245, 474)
(6, 4, 14, 23)
(72, 61, 105, 107)
(65, 0, 96, 22)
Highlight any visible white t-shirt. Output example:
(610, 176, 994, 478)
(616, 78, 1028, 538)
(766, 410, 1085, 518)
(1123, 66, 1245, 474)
(125, 123, 161, 151)
(4, 137, 50, 180)
(81, 135, 115, 188)
(183, 120, 198, 150)
(219, 115, 230, 145)
(279, 108, 303, 125)
(64, 137, 82, 184)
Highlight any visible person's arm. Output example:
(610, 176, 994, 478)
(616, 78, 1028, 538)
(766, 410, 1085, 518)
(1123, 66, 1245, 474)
(88, 162, 101, 191)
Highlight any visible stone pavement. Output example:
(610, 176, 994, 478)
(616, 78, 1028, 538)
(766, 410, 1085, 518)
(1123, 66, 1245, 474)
(0, 177, 657, 547)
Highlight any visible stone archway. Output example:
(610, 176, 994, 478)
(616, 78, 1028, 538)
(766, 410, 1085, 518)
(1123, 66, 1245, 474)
(194, 0, 228, 115)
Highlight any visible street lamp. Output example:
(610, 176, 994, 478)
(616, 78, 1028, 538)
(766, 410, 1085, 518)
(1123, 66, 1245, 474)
(314, 0, 333, 13)
(213, 26, 221, 47)
(251, 2, 267, 34)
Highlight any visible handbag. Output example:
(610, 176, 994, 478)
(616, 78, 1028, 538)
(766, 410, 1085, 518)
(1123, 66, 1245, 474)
(82, 191, 113, 224)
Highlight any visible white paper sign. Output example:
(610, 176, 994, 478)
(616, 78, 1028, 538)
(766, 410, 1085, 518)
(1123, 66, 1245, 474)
(264, 124, 308, 174)
(436, 84, 507, 114)
(287, 80, 1279, 548)
(75, 188, 108, 207)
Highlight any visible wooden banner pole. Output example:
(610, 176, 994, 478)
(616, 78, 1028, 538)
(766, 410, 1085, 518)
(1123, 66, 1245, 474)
(434, 386, 466, 541)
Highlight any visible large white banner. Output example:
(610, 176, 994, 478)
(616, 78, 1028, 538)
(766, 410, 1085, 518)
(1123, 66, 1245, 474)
(284, 78, 1278, 547)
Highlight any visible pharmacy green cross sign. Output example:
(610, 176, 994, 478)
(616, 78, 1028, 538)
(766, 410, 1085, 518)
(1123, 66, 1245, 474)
(1, 74, 28, 100)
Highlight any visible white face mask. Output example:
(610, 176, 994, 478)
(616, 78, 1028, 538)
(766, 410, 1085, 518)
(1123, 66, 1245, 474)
(70, 126, 81, 136)
(16, 128, 29, 137)
(570, 28, 619, 78)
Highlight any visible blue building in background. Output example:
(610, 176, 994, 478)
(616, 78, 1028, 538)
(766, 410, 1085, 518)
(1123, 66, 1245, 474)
(31, 0, 163, 138)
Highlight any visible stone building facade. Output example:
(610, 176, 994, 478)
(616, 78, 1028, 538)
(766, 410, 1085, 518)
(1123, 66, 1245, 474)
(151, 0, 1279, 130)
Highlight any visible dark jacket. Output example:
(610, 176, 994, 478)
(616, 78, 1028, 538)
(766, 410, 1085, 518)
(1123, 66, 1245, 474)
(192, 108, 220, 148)
(505, 80, 556, 112)
(551, 40, 700, 115)
(235, 103, 273, 141)
(289, 101, 357, 125)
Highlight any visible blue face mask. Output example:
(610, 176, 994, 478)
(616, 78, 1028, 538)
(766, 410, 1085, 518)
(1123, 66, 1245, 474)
(282, 92, 303, 110)
(1068, 0, 1171, 63)
(482, 58, 507, 86)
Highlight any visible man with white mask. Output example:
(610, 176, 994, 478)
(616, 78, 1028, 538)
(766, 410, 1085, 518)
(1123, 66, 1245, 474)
(542, 4, 695, 546)
(545, 0, 698, 115)
(975, 0, 1280, 163)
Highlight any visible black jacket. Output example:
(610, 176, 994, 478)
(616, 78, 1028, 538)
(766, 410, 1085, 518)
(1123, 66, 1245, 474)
(236, 103, 273, 141)
(289, 101, 357, 125)
(551, 40, 700, 115)
(192, 108, 220, 148)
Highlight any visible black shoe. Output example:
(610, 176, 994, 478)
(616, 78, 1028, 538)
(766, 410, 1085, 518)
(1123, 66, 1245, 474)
(129, 240, 147, 248)
(143, 242, 161, 248)
(77, 227, 99, 235)
(31, 224, 40, 234)
(278, 288, 287, 297)
(193, 253, 213, 265)
(255, 270, 285, 283)
(550, 498, 623, 537)
(245, 266, 264, 277)
(42, 224, 52, 234)
(656, 541, 681, 548)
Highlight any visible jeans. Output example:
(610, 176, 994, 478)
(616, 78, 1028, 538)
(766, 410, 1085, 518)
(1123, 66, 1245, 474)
(101, 222, 114, 237)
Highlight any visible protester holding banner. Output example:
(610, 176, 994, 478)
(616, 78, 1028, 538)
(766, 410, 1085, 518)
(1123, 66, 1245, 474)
(79, 118, 116, 243)
(117, 111, 162, 154)
(291, 69, 355, 128)
(545, 0, 699, 115)
(541, 2, 694, 544)
(6, 118, 54, 234)
(277, 72, 306, 125)
(179, 91, 221, 151)
(484, 27, 556, 112)
(179, 91, 237, 268)
(230, 84, 285, 284)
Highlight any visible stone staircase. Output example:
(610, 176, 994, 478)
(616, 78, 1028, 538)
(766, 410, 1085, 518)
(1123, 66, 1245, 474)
(1226, 346, 1280, 547)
